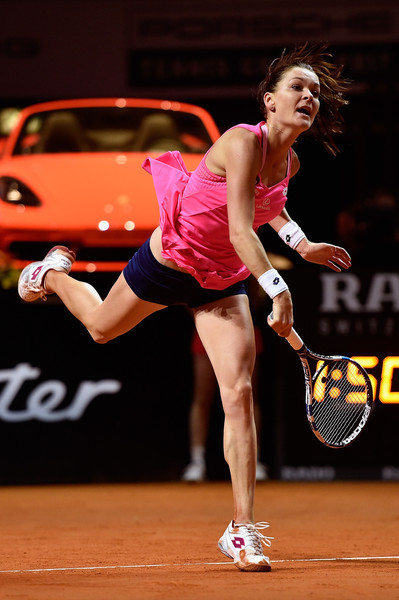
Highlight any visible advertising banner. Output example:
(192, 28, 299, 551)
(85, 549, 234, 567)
(0, 284, 194, 484)
(1, 264, 398, 484)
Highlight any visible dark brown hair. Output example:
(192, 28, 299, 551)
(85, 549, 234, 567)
(257, 42, 351, 155)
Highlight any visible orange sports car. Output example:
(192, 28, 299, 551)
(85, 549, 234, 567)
(0, 98, 220, 272)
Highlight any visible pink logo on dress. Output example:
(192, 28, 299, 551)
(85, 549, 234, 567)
(255, 198, 271, 210)
(232, 536, 245, 549)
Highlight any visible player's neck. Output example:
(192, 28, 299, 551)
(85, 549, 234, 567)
(266, 125, 296, 163)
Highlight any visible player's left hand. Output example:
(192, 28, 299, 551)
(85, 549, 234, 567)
(296, 240, 351, 272)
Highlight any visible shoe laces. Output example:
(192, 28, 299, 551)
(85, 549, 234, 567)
(234, 521, 273, 553)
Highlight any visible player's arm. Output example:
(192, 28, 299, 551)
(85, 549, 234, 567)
(268, 151, 351, 272)
(218, 128, 293, 336)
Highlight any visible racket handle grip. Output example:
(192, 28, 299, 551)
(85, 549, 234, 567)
(268, 312, 304, 351)
(286, 328, 305, 351)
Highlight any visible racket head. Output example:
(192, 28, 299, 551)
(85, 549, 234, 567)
(305, 355, 374, 448)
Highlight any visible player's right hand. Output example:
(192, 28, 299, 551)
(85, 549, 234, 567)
(267, 290, 293, 337)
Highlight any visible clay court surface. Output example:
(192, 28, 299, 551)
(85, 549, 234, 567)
(1, 481, 398, 599)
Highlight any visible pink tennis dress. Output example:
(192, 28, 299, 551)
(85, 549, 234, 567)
(142, 122, 292, 290)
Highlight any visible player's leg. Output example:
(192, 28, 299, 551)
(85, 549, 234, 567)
(18, 243, 167, 342)
(193, 294, 272, 571)
(45, 269, 166, 343)
(193, 293, 257, 522)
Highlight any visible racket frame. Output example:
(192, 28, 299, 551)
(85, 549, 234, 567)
(285, 328, 374, 448)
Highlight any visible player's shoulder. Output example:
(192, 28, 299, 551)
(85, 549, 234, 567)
(221, 124, 261, 155)
(226, 123, 261, 141)
(208, 123, 262, 174)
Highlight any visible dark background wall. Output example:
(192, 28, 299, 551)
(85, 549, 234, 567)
(1, 0, 398, 483)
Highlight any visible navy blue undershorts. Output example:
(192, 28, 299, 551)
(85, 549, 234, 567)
(123, 238, 247, 308)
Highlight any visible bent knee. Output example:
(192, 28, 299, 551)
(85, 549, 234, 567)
(88, 327, 111, 344)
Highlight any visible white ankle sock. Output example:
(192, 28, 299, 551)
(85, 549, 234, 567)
(191, 445, 206, 466)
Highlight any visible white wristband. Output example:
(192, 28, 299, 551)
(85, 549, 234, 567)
(278, 220, 306, 249)
(257, 269, 288, 299)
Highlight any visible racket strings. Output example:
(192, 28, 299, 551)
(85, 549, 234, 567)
(313, 396, 365, 446)
(310, 360, 369, 446)
(314, 400, 363, 445)
(313, 386, 366, 443)
(314, 377, 364, 439)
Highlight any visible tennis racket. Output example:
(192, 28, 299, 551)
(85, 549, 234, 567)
(272, 321, 374, 448)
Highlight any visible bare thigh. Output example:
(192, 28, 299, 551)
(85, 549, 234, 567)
(87, 272, 167, 342)
(192, 294, 255, 390)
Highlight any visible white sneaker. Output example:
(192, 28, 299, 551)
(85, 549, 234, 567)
(18, 245, 76, 302)
(218, 520, 273, 571)
(181, 462, 206, 482)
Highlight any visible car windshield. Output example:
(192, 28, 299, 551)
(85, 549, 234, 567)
(13, 107, 213, 155)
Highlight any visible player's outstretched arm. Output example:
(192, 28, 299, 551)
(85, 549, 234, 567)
(269, 210, 351, 273)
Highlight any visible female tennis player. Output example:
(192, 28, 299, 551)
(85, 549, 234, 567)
(18, 43, 351, 572)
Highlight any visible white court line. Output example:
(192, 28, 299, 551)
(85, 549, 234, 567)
(1, 556, 398, 574)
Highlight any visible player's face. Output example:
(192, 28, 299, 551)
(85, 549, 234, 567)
(265, 66, 320, 131)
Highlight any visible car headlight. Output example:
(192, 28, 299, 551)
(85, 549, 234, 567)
(0, 176, 41, 206)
